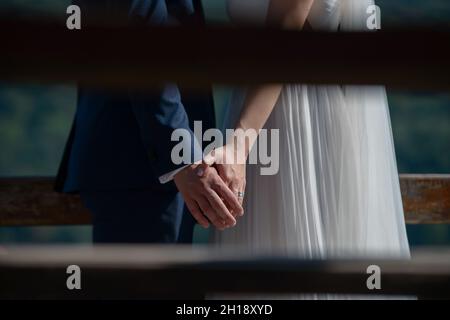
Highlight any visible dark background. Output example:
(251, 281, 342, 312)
(0, 0, 449, 244)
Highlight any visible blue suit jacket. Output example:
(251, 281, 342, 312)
(55, 0, 215, 193)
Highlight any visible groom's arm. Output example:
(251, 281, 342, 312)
(131, 86, 244, 228)
(132, 89, 243, 228)
(127, 0, 202, 177)
(129, 85, 203, 177)
(129, 0, 243, 227)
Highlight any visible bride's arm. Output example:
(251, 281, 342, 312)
(203, 0, 316, 209)
(236, 0, 315, 152)
(267, 0, 316, 29)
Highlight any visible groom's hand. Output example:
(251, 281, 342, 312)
(202, 143, 247, 209)
(174, 164, 243, 230)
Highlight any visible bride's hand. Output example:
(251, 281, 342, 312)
(202, 142, 247, 214)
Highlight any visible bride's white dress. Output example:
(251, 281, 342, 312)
(211, 0, 410, 287)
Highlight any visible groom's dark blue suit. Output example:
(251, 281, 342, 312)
(55, 0, 215, 243)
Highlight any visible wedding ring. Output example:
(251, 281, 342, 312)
(237, 191, 245, 198)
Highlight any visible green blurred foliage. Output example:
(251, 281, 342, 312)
(0, 85, 76, 176)
(389, 92, 450, 173)
(377, 0, 450, 27)
(0, 0, 449, 244)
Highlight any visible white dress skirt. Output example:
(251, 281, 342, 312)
(210, 0, 411, 298)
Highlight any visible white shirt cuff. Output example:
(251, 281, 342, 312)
(159, 127, 205, 184)
(159, 165, 189, 184)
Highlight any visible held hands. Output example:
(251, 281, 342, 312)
(203, 141, 247, 208)
(173, 163, 243, 230)
(173, 137, 248, 230)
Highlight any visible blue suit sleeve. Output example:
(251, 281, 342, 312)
(128, 1, 202, 177)
(129, 85, 203, 177)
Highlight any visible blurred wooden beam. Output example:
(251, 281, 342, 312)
(0, 177, 91, 226)
(0, 175, 449, 226)
(401, 174, 450, 224)
(1, 19, 450, 89)
(0, 246, 449, 299)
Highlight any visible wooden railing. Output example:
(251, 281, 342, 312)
(1, 246, 450, 299)
(0, 175, 449, 226)
(1, 19, 450, 89)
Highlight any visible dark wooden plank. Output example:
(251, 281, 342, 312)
(0, 177, 91, 226)
(0, 246, 449, 299)
(1, 19, 450, 89)
(0, 175, 449, 226)
(401, 174, 450, 224)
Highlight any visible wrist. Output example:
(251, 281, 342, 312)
(174, 163, 198, 181)
(233, 123, 257, 159)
